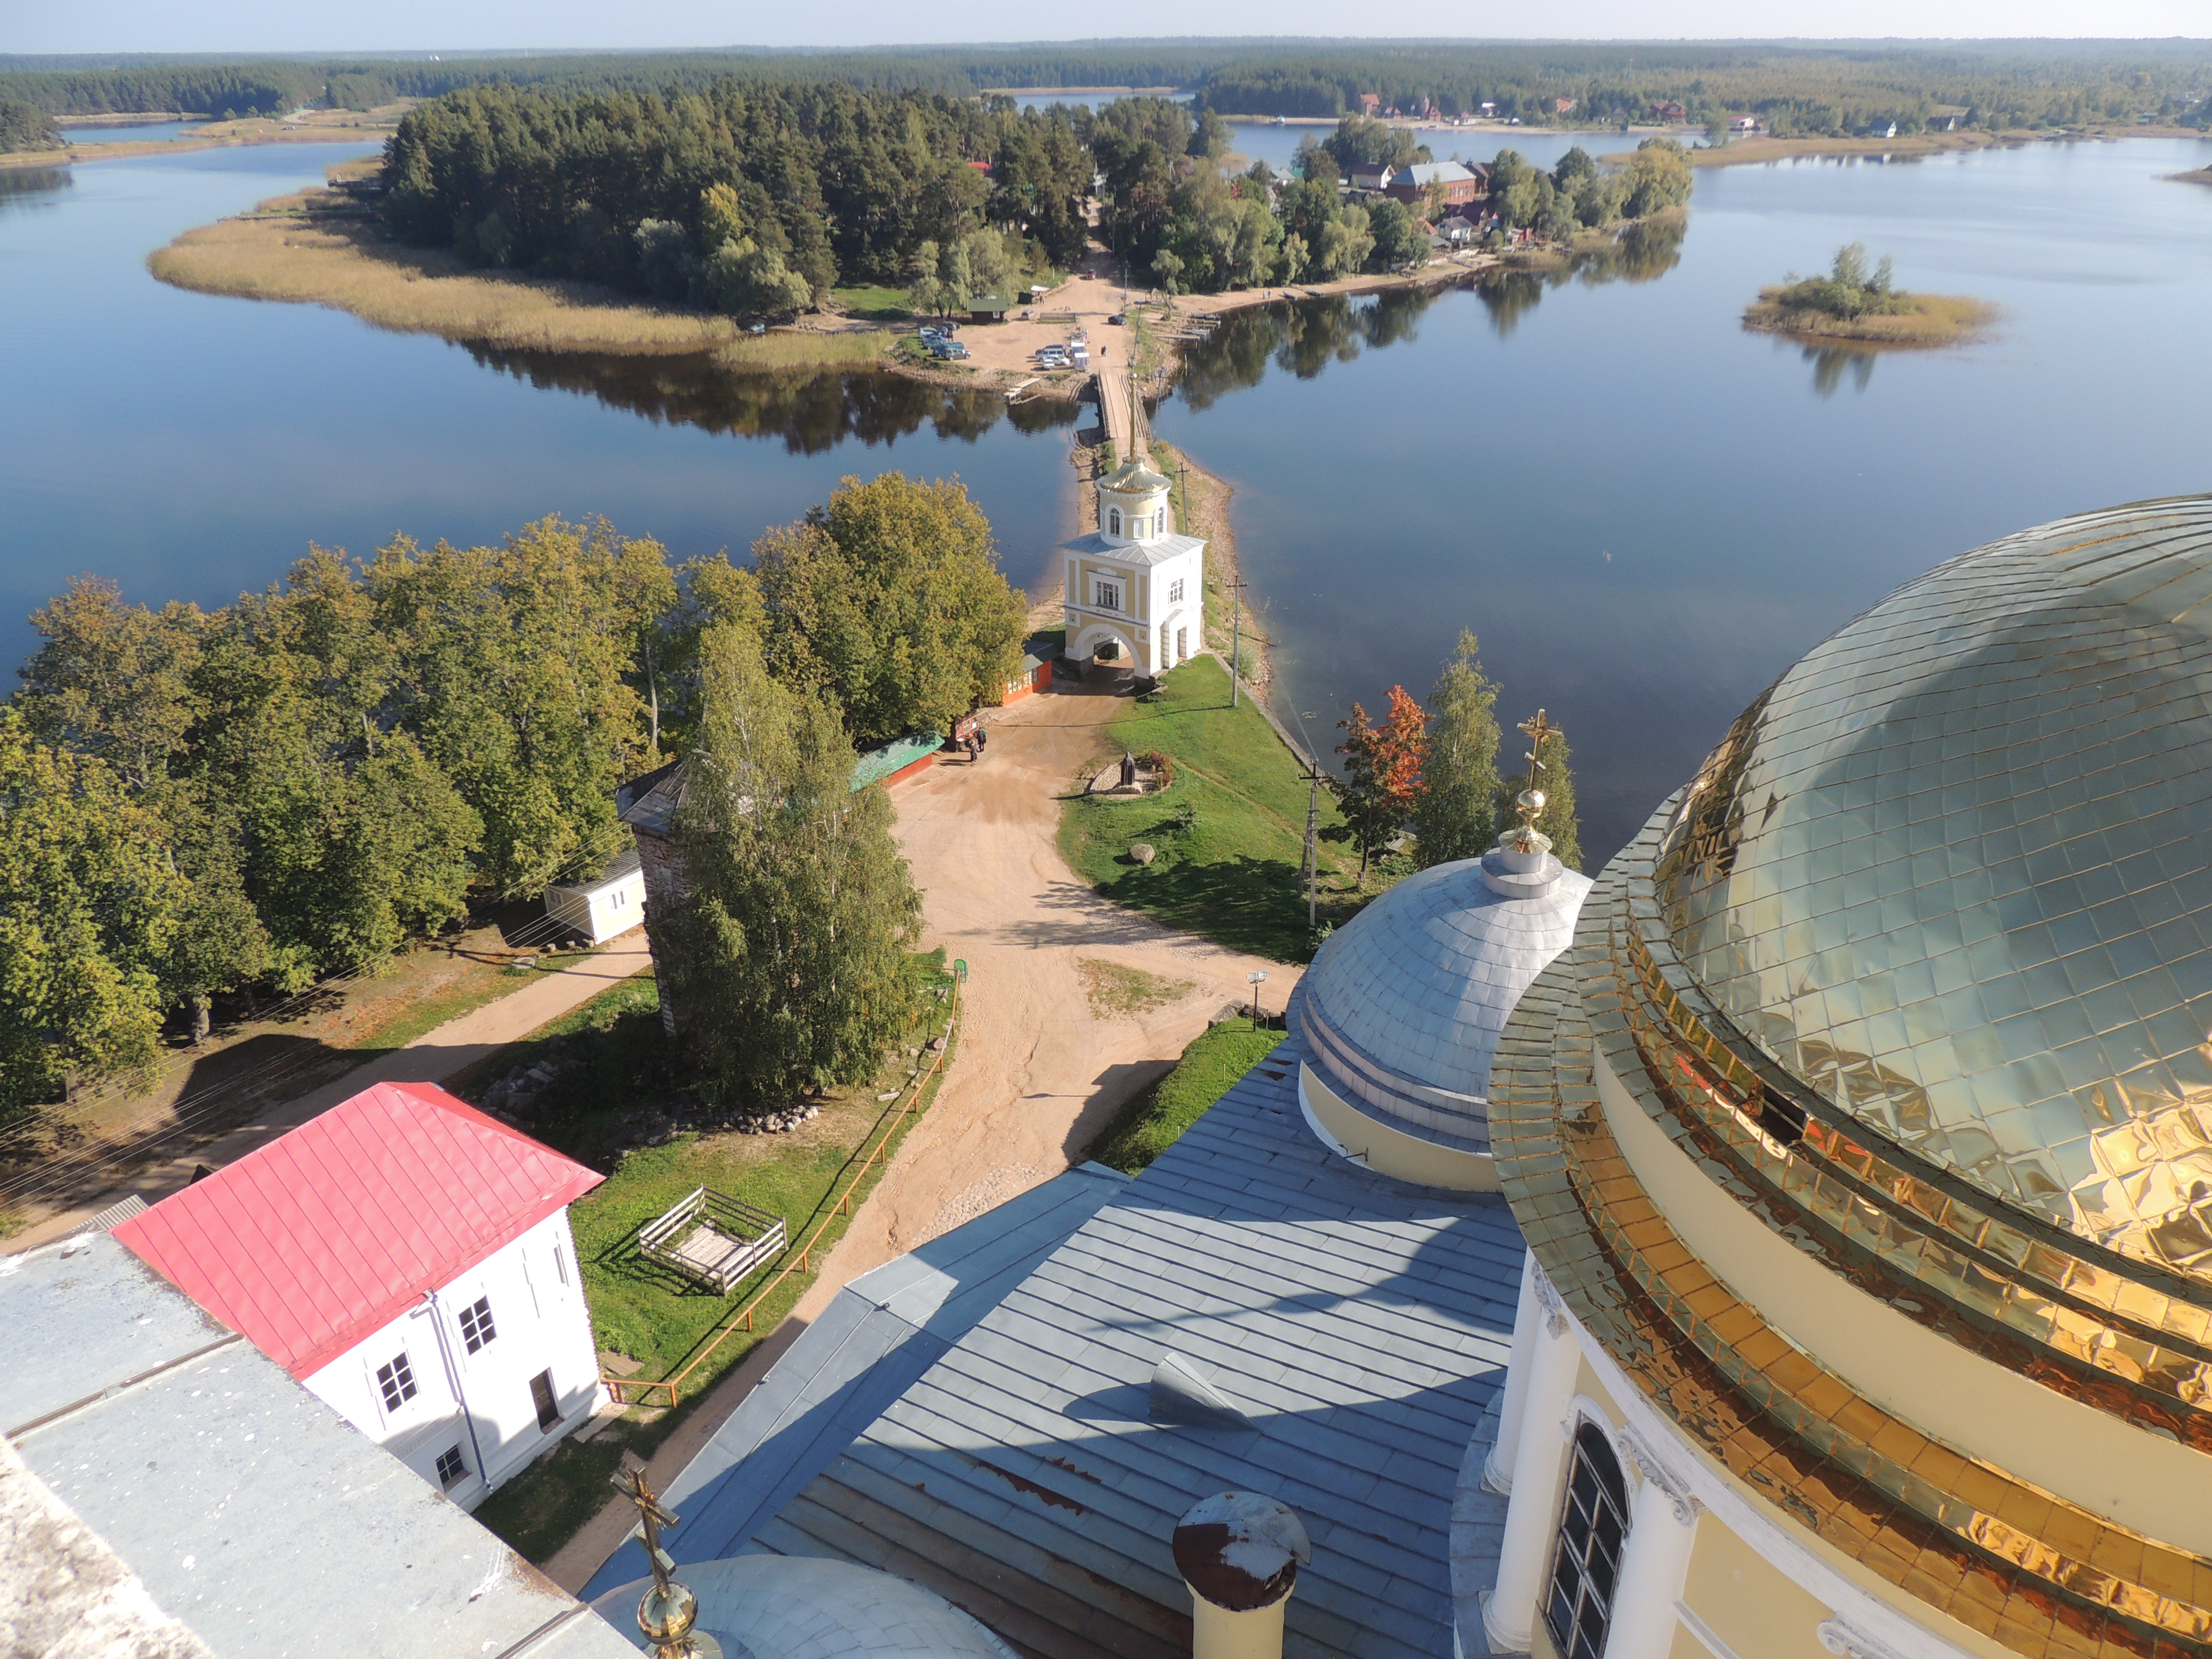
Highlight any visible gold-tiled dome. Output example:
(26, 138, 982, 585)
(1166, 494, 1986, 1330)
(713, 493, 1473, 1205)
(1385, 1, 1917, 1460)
(1655, 495, 2212, 1276)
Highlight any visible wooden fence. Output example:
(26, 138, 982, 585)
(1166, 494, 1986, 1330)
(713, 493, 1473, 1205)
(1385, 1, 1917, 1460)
(601, 977, 962, 1410)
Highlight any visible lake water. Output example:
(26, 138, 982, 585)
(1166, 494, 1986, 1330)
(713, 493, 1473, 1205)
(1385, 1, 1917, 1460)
(4, 134, 2210, 863)
(1155, 133, 2212, 858)
(0, 143, 1074, 684)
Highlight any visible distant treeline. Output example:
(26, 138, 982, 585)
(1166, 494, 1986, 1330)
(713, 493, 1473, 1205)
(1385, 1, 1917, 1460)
(382, 81, 1092, 307)
(1190, 40, 2212, 132)
(4, 478, 1025, 1116)
(7, 40, 2207, 133)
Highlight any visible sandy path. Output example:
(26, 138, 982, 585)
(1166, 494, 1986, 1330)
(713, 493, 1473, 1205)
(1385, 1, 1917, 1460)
(827, 678, 1301, 1266)
(545, 677, 1303, 1590)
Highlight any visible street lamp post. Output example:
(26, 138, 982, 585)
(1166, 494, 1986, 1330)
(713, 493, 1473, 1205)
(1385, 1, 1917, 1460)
(1247, 970, 1269, 1028)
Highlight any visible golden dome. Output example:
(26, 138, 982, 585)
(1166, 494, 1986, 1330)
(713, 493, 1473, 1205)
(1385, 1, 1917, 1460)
(1655, 495, 2212, 1277)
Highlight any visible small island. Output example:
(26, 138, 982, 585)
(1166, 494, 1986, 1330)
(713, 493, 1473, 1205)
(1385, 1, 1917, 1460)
(1742, 242, 1994, 348)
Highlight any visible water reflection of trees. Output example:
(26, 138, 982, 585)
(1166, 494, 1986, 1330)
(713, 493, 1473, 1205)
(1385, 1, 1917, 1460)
(0, 168, 71, 214)
(1173, 281, 1458, 411)
(457, 344, 1075, 454)
(1169, 214, 1691, 402)
(1805, 345, 1878, 397)
(1478, 214, 1689, 337)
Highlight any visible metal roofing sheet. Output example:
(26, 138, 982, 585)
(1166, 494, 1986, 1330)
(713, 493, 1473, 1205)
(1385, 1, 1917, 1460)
(581, 1163, 1129, 1601)
(112, 1081, 601, 1379)
(740, 1044, 1522, 1659)
(0, 1234, 632, 1659)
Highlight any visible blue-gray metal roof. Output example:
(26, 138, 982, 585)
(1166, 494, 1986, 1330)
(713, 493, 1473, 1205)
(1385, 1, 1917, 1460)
(583, 1163, 1130, 1602)
(665, 1042, 1523, 1659)
(1, 1233, 633, 1659)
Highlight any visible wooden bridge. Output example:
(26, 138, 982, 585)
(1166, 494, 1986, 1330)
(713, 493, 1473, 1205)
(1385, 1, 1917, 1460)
(1094, 368, 1137, 460)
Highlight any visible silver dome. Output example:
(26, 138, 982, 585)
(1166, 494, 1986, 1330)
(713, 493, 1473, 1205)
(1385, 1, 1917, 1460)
(1300, 851, 1591, 1150)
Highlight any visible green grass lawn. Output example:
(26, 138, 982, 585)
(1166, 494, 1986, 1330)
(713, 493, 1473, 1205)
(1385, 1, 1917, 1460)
(829, 283, 914, 319)
(1088, 1021, 1286, 1174)
(1058, 654, 1384, 962)
(467, 959, 961, 1563)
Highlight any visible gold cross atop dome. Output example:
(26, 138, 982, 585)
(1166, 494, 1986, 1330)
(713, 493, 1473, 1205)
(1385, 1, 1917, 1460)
(1508, 709, 1561, 855)
(613, 1467, 722, 1659)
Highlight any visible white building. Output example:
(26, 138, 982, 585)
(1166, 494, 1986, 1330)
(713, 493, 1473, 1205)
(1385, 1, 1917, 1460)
(544, 845, 646, 944)
(115, 1079, 607, 1509)
(1062, 454, 1206, 678)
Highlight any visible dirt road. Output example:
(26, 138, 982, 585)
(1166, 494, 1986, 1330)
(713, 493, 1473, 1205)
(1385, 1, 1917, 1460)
(817, 678, 1301, 1266)
(10, 936, 652, 1251)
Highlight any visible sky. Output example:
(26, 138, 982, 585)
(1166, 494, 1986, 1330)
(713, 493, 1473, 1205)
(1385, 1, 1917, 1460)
(6, 2, 2208, 58)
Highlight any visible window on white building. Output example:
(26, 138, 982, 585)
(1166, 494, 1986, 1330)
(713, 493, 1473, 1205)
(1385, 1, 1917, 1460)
(435, 1444, 468, 1489)
(459, 1295, 497, 1354)
(376, 1351, 418, 1412)
(1168, 578, 1184, 603)
(1109, 508, 1122, 535)
(1545, 1422, 1630, 1659)
(530, 1369, 561, 1432)
(554, 1242, 569, 1286)
(1095, 578, 1121, 612)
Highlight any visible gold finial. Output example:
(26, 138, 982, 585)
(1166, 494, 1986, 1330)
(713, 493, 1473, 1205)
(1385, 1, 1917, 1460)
(1508, 709, 1561, 854)
(613, 1467, 721, 1659)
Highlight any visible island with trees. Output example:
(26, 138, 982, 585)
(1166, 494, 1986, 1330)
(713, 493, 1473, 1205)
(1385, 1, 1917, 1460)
(1742, 243, 1994, 348)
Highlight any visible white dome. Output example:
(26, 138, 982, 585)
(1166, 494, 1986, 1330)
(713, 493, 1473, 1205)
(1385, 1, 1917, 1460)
(593, 1557, 1016, 1659)
(1298, 848, 1590, 1151)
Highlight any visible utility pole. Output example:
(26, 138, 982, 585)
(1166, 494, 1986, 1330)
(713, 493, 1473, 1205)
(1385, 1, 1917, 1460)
(1176, 460, 1189, 533)
(1303, 756, 1325, 929)
(1226, 578, 1249, 708)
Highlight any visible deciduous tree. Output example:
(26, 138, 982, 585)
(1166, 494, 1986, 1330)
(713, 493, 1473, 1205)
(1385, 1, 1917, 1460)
(660, 624, 921, 1103)
(1412, 631, 1501, 867)
(754, 475, 1027, 748)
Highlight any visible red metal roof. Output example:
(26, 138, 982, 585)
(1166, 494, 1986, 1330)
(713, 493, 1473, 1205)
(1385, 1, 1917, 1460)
(113, 1082, 603, 1380)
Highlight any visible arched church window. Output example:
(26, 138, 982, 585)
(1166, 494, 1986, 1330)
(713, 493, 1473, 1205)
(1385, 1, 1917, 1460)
(1544, 1421, 1630, 1659)
(1109, 508, 1122, 536)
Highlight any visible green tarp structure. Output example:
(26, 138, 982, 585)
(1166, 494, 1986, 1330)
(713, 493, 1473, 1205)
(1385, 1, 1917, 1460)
(850, 731, 944, 791)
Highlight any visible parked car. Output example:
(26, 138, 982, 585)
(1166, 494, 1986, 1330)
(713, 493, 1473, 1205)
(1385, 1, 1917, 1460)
(944, 341, 971, 359)
(1106, 313, 1126, 326)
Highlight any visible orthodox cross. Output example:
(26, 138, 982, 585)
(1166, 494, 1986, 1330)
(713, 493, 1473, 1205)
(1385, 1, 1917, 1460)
(1516, 709, 1561, 830)
(613, 1466, 682, 1593)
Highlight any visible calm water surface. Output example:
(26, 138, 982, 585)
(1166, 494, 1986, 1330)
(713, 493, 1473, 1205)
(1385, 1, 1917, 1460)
(1155, 135, 2212, 858)
(5, 136, 2212, 863)
(63, 121, 213, 144)
(0, 143, 1075, 672)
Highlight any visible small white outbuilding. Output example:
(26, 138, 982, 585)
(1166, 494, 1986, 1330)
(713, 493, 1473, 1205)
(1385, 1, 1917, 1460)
(544, 846, 646, 944)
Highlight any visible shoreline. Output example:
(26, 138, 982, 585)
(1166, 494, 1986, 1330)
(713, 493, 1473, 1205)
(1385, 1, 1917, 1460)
(1, 109, 401, 172)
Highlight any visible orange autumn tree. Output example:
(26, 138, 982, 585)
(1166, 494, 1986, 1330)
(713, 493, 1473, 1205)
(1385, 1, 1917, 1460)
(1334, 685, 1430, 880)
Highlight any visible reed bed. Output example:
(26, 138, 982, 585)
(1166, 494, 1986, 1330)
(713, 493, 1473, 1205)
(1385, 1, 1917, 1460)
(1741, 289, 1995, 348)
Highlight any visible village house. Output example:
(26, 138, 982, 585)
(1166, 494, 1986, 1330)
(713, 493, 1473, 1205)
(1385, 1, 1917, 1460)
(1553, 96, 1577, 115)
(1348, 160, 1395, 192)
(1729, 114, 1763, 135)
(1385, 160, 1490, 211)
(1647, 98, 1687, 121)
(1358, 92, 1381, 115)
(111, 1080, 607, 1510)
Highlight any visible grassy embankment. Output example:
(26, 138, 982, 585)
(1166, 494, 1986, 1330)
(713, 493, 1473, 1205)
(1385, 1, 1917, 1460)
(149, 160, 897, 368)
(1742, 289, 1993, 347)
(1058, 653, 1390, 964)
(1088, 1020, 1284, 1174)
(468, 958, 960, 1563)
